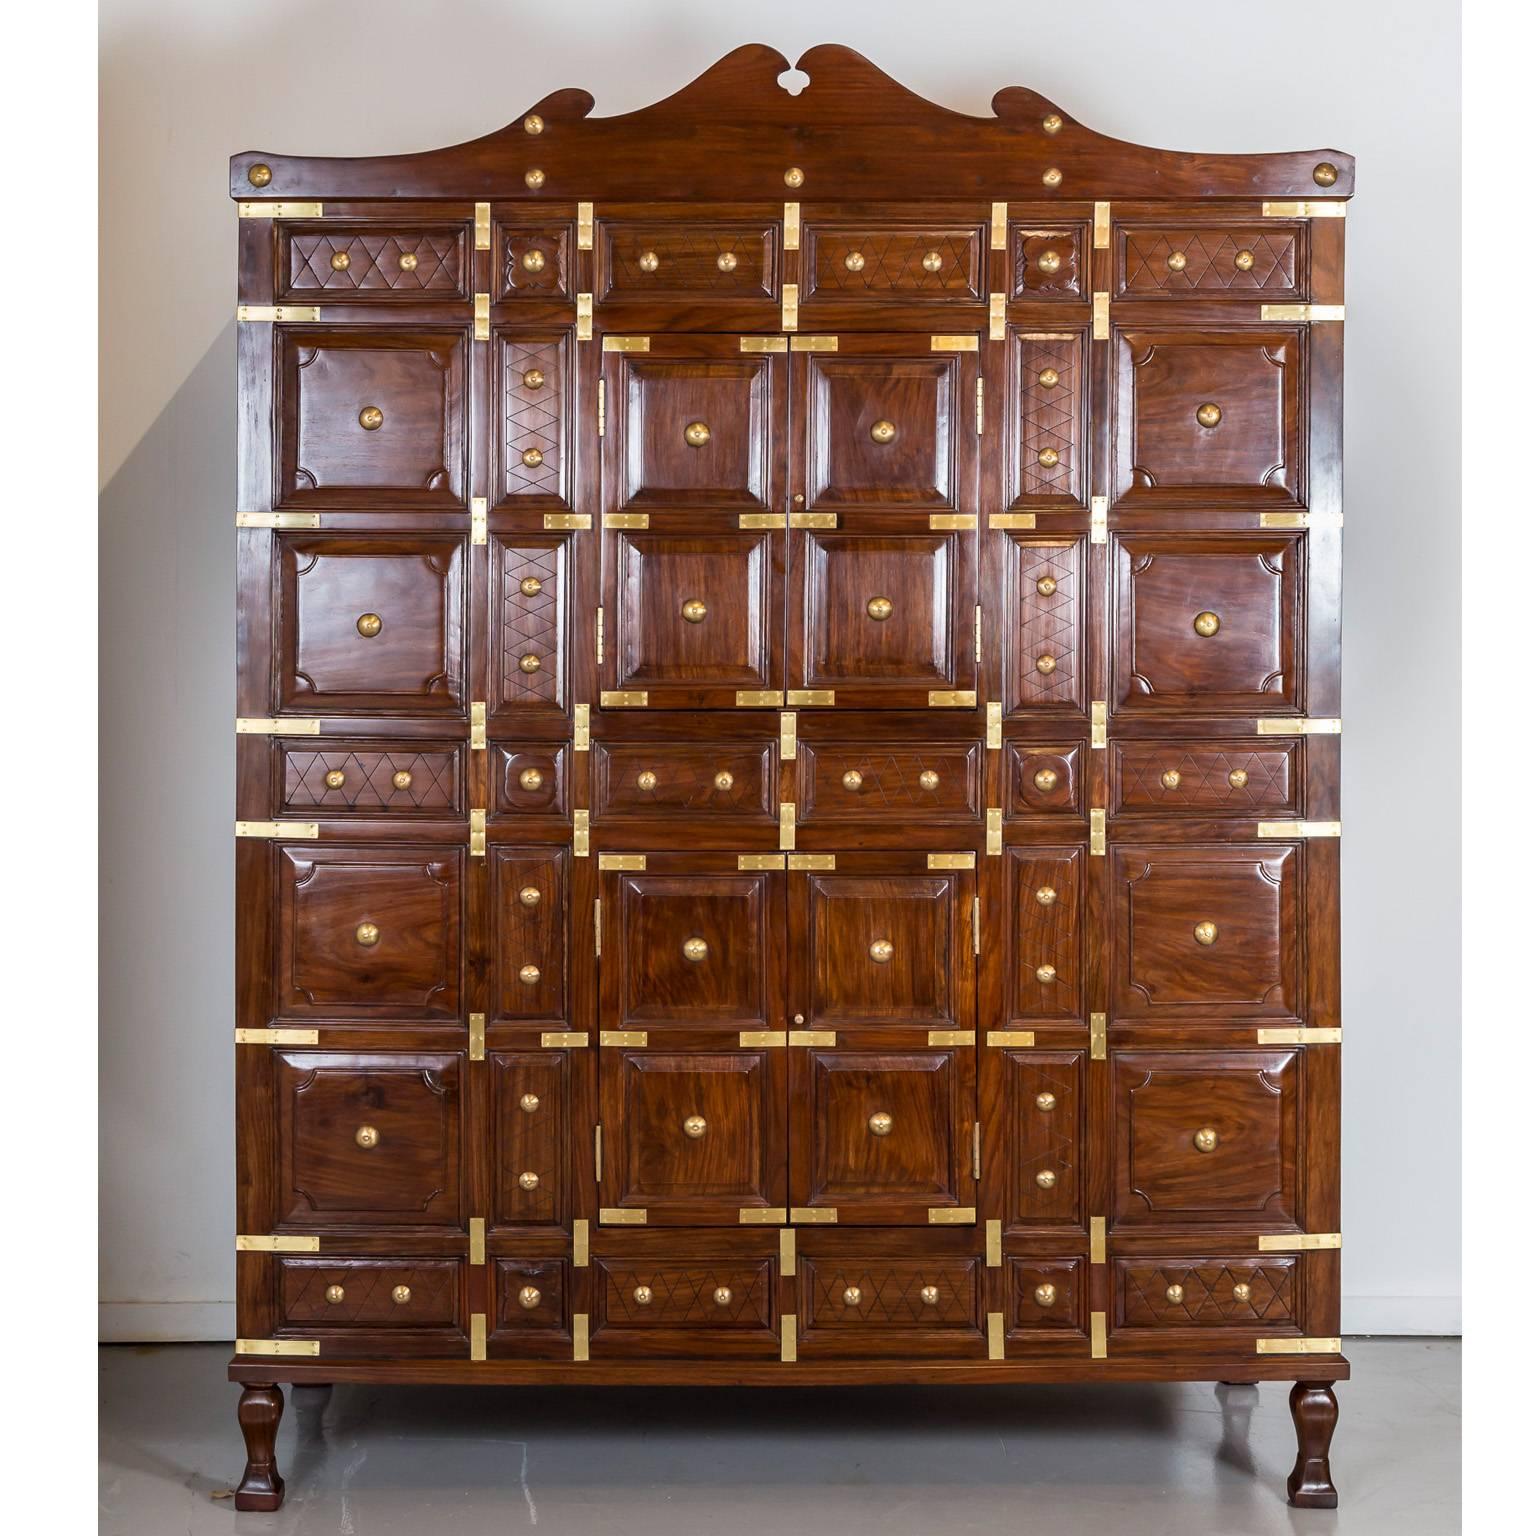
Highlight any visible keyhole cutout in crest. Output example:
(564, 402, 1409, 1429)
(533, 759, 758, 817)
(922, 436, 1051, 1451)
(777, 68, 810, 96)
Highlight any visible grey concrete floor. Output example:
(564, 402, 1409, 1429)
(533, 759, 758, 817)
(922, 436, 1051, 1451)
(99, 1339, 1458, 1535)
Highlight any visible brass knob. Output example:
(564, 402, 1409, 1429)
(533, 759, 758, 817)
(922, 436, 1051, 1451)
(1035, 1169, 1057, 1189)
(524, 168, 546, 190)
(1167, 250, 1188, 272)
(358, 406, 384, 431)
(325, 1283, 345, 1305)
(637, 770, 658, 791)
(1035, 964, 1057, 984)
(523, 114, 544, 135)
(518, 886, 542, 907)
(1194, 1126, 1219, 1153)
(1165, 1284, 1185, 1305)
(638, 250, 659, 272)
(1232, 1282, 1253, 1303)
(793, 1014, 804, 1025)
(919, 770, 939, 791)
(520, 1093, 540, 1113)
(684, 421, 711, 448)
(843, 1286, 862, 1306)
(683, 1114, 707, 1139)
(717, 252, 738, 272)
(248, 163, 273, 187)
(1228, 769, 1249, 789)
(521, 447, 544, 468)
(868, 1111, 893, 1137)
(1042, 167, 1063, 188)
(1193, 921, 1218, 946)
(869, 939, 894, 964)
(1042, 114, 1063, 134)
(392, 770, 413, 790)
(867, 596, 894, 620)
(1036, 249, 1062, 274)
(1161, 769, 1181, 789)
(1234, 249, 1256, 272)
(518, 1170, 540, 1190)
(1313, 162, 1339, 187)
(844, 251, 866, 272)
(325, 769, 346, 789)
(1037, 447, 1060, 468)
(1033, 767, 1058, 792)
(356, 923, 380, 947)
(919, 1284, 940, 1305)
(1037, 368, 1060, 389)
(519, 653, 542, 673)
(784, 166, 805, 188)
(521, 249, 547, 274)
(682, 598, 708, 623)
(1193, 611, 1221, 637)
(398, 252, 419, 272)
(682, 936, 708, 963)
(1034, 1283, 1057, 1307)
(356, 612, 383, 637)
(518, 1285, 542, 1309)
(1035, 885, 1057, 906)
(922, 250, 944, 272)
(714, 1286, 733, 1306)
(713, 770, 734, 791)
(1036, 574, 1058, 595)
(355, 1124, 380, 1149)
(1035, 653, 1057, 674)
(522, 369, 545, 391)
(1196, 402, 1223, 428)
(392, 1285, 412, 1305)
(330, 250, 351, 272)
(842, 770, 864, 792)
(1035, 1092, 1057, 1112)
(520, 576, 543, 596)
(633, 1285, 654, 1305)
(519, 767, 544, 791)
(870, 420, 897, 445)
(519, 964, 541, 985)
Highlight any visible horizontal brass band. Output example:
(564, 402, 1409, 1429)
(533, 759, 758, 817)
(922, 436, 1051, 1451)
(787, 853, 835, 871)
(1257, 1232, 1342, 1252)
(789, 335, 837, 351)
(603, 512, 649, 528)
(235, 821, 317, 839)
(600, 690, 647, 707)
(1257, 717, 1342, 735)
(736, 689, 785, 706)
(1257, 820, 1342, 838)
(602, 335, 650, 351)
(237, 304, 320, 323)
(540, 1031, 589, 1048)
(1259, 511, 1344, 530)
(1261, 303, 1345, 321)
(790, 1207, 837, 1224)
(929, 513, 977, 530)
(236, 1339, 320, 1356)
(600, 1030, 648, 1047)
(598, 853, 645, 871)
(927, 1030, 975, 1046)
(989, 513, 1037, 529)
(236, 716, 320, 735)
(543, 513, 592, 530)
(931, 334, 979, 351)
(739, 1031, 788, 1047)
(986, 1030, 1035, 1047)
(788, 512, 837, 528)
(738, 1207, 789, 1224)
(1257, 1028, 1342, 1045)
(927, 1207, 976, 1224)
(235, 1029, 319, 1045)
(927, 853, 975, 870)
(236, 1235, 319, 1253)
(738, 513, 786, 529)
(238, 201, 324, 219)
(599, 1208, 647, 1225)
(739, 335, 788, 353)
(929, 690, 977, 707)
(788, 1030, 836, 1047)
(235, 511, 320, 530)
(1263, 200, 1346, 218)
(1256, 1337, 1344, 1355)
(738, 855, 786, 871)
(785, 689, 834, 706)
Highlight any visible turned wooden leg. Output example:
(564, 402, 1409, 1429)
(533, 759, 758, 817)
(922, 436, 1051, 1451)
(235, 1383, 286, 1512)
(1287, 1381, 1339, 1508)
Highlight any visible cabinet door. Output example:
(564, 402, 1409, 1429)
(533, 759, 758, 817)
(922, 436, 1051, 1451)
(991, 1050, 1087, 1233)
(490, 848, 568, 1024)
(489, 1049, 570, 1232)
(490, 535, 570, 723)
(999, 534, 1087, 716)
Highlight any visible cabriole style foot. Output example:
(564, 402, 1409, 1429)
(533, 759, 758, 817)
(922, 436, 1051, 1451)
(235, 1383, 286, 1511)
(1286, 1380, 1339, 1507)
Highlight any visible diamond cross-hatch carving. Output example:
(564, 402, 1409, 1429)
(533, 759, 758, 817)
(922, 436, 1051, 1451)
(289, 232, 460, 292)
(503, 339, 564, 499)
(1122, 230, 1297, 293)
(286, 750, 456, 810)
(1126, 1263, 1294, 1325)
(606, 1267, 765, 1325)
(286, 1264, 456, 1323)
(1121, 748, 1288, 807)
(815, 231, 976, 294)
(814, 1266, 970, 1325)
(1014, 545, 1078, 705)
(500, 544, 562, 705)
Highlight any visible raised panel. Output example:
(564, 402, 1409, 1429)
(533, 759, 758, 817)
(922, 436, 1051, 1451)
(1008, 331, 1088, 507)
(490, 536, 568, 718)
(592, 742, 777, 827)
(802, 223, 985, 301)
(1005, 849, 1084, 1023)
(493, 745, 569, 818)
(1116, 224, 1305, 300)
(488, 1258, 571, 1357)
(797, 742, 982, 825)
(277, 845, 461, 1020)
(1005, 1258, 1087, 1339)
(491, 848, 567, 1021)
(797, 1254, 984, 1358)
(280, 225, 468, 300)
(1112, 740, 1301, 816)
(1009, 225, 1087, 299)
(277, 1257, 463, 1329)
(494, 332, 572, 509)
(998, 1051, 1085, 1229)
(590, 1252, 779, 1358)
(1004, 742, 1084, 817)
(490, 1052, 568, 1229)
(276, 741, 464, 817)
(598, 220, 778, 301)
(1114, 1256, 1300, 1330)
(1002, 535, 1086, 714)
(495, 221, 574, 299)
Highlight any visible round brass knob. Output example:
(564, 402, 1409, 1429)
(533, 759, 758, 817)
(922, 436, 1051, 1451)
(1036, 964, 1057, 984)
(1167, 250, 1188, 272)
(1196, 402, 1223, 429)
(356, 612, 383, 638)
(356, 923, 380, 947)
(866, 596, 894, 620)
(520, 1093, 540, 1113)
(355, 1124, 380, 1149)
(868, 1111, 893, 1137)
(1042, 167, 1063, 188)
(637, 770, 658, 792)
(1161, 769, 1182, 790)
(521, 446, 544, 468)
(1165, 1284, 1185, 1305)
(1194, 1126, 1219, 1153)
(518, 1170, 540, 1190)
(520, 575, 543, 596)
(682, 936, 708, 963)
(358, 406, 384, 432)
(1313, 162, 1339, 187)
(524, 168, 546, 190)
(1037, 447, 1060, 468)
(1234, 249, 1256, 272)
(522, 249, 547, 274)
(392, 769, 413, 790)
(522, 368, 545, 391)
(1036, 574, 1058, 596)
(518, 1285, 542, 1309)
(1035, 885, 1057, 906)
(1232, 1282, 1253, 1303)
(523, 114, 544, 135)
(1037, 249, 1062, 275)
(1038, 368, 1060, 389)
(325, 1284, 345, 1305)
(1042, 114, 1063, 134)
(248, 163, 273, 187)
(784, 166, 805, 189)
(1035, 653, 1057, 674)
(843, 1286, 862, 1306)
(919, 1284, 940, 1305)
(519, 767, 544, 791)
(519, 653, 542, 673)
(919, 770, 939, 791)
(1033, 767, 1059, 792)
(392, 1284, 412, 1305)
(518, 886, 542, 907)
(684, 421, 711, 448)
(1036, 1092, 1057, 1112)
(844, 251, 866, 273)
(1193, 611, 1221, 638)
(714, 1286, 733, 1306)
(683, 1114, 707, 1139)
(842, 770, 864, 792)
(681, 598, 708, 623)
(1035, 1169, 1057, 1189)
(717, 252, 738, 272)
(633, 1285, 654, 1305)
(922, 250, 944, 273)
(793, 1014, 805, 1025)
(869, 939, 894, 964)
(398, 252, 419, 272)
(330, 250, 352, 272)
(713, 770, 734, 791)
(325, 769, 346, 789)
(1034, 1283, 1057, 1307)
(870, 420, 897, 445)
(519, 964, 541, 985)
(1193, 921, 1218, 946)
(1228, 769, 1249, 789)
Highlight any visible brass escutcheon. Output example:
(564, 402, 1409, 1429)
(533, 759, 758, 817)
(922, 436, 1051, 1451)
(633, 1285, 654, 1305)
(518, 1170, 540, 1190)
(521, 446, 544, 468)
(784, 167, 805, 188)
(1196, 402, 1223, 428)
(717, 252, 738, 272)
(1036, 574, 1058, 595)
(1167, 250, 1188, 272)
(1165, 1284, 1185, 1305)
(1234, 249, 1255, 272)
(684, 421, 711, 447)
(392, 1285, 412, 1305)
(1033, 768, 1059, 792)
(520, 1093, 540, 1113)
(713, 770, 734, 791)
(1036, 249, 1061, 274)
(522, 368, 545, 390)
(842, 770, 864, 792)
(1193, 921, 1218, 946)
(398, 252, 419, 272)
(520, 576, 543, 596)
(325, 1284, 345, 1304)
(1228, 769, 1249, 789)
(1035, 1169, 1057, 1188)
(1035, 885, 1057, 906)
(519, 964, 541, 985)
(637, 771, 658, 792)
(1233, 1282, 1253, 1302)
(1035, 964, 1057, 984)
(843, 1286, 862, 1306)
(1037, 447, 1060, 468)
(867, 596, 894, 620)
(922, 250, 944, 272)
(1038, 368, 1060, 389)
(919, 770, 940, 790)
(518, 886, 542, 907)
(1035, 653, 1057, 674)
(1035, 1092, 1057, 1112)
(844, 251, 866, 272)
(522, 249, 547, 273)
(919, 1285, 940, 1304)
(714, 1286, 733, 1306)
(1161, 769, 1182, 790)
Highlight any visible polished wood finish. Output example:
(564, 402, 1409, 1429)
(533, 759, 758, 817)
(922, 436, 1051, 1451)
(230, 45, 1349, 1510)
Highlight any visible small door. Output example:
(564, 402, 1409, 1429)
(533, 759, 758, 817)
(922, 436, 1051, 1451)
(489, 1049, 570, 1231)
(492, 744, 570, 819)
(1003, 1258, 1088, 1350)
(492, 330, 575, 511)
(273, 1050, 463, 1229)
(1111, 739, 1302, 817)
(275, 533, 466, 716)
(489, 534, 569, 722)
(596, 214, 781, 304)
(487, 1258, 572, 1360)
(1113, 1256, 1300, 1333)
(490, 848, 567, 1023)
(1006, 329, 1089, 508)
(274, 740, 465, 818)
(1000, 534, 1087, 715)
(591, 740, 778, 839)
(795, 741, 983, 828)
(1007, 224, 1088, 301)
(1002, 846, 1086, 1024)
(272, 1256, 468, 1358)
(799, 220, 986, 305)
(992, 1049, 1087, 1232)
(1114, 222, 1305, 301)
(1110, 532, 1303, 717)
(1003, 743, 1085, 818)
(278, 223, 470, 303)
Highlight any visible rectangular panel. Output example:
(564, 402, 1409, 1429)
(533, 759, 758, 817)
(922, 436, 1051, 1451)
(1007, 330, 1088, 507)
(1003, 742, 1085, 818)
(487, 1258, 571, 1359)
(1005, 1257, 1087, 1342)
(997, 1051, 1085, 1230)
(490, 1051, 569, 1229)
(1008, 224, 1087, 299)
(493, 220, 575, 300)
(1115, 223, 1305, 300)
(592, 741, 777, 829)
(1004, 849, 1084, 1023)
(1111, 740, 1301, 816)
(1001, 534, 1086, 715)
(493, 331, 573, 510)
(279, 224, 469, 301)
(801, 222, 985, 301)
(797, 1253, 984, 1357)
(274, 1255, 468, 1358)
(597, 219, 779, 302)
(492, 744, 570, 817)
(276, 741, 465, 817)
(490, 535, 568, 719)
(1114, 1255, 1300, 1330)
(491, 848, 567, 1021)
(797, 742, 982, 826)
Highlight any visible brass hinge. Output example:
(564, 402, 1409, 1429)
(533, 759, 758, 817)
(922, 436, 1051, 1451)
(739, 1029, 788, 1045)
(600, 1208, 647, 1225)
(474, 202, 491, 250)
(1090, 496, 1108, 544)
(1257, 717, 1341, 736)
(236, 715, 320, 735)
(236, 1339, 319, 1356)
(783, 202, 801, 250)
(236, 304, 320, 323)
(602, 335, 649, 352)
(1259, 1027, 1342, 1045)
(1090, 1312, 1107, 1359)
(469, 808, 486, 857)
(235, 820, 317, 840)
(739, 1207, 789, 1224)
(1259, 511, 1344, 530)
(543, 512, 591, 530)
(927, 852, 974, 870)
(604, 514, 649, 530)
(986, 701, 1002, 749)
(474, 293, 490, 341)
(790, 1207, 837, 1224)
(573, 808, 590, 857)
(976, 379, 985, 435)
(470, 497, 487, 545)
(1258, 820, 1341, 839)
(596, 378, 605, 437)
(987, 1313, 1004, 1360)
(781, 1316, 797, 1363)
(573, 1219, 589, 1267)
(986, 1219, 1002, 1267)
(1089, 808, 1106, 856)
(238, 201, 323, 220)
(929, 1207, 975, 1225)
(593, 898, 602, 959)
(469, 1217, 485, 1264)
(1090, 1216, 1106, 1264)
(972, 1121, 982, 1181)
(1092, 293, 1109, 341)
(740, 512, 786, 529)
(594, 1124, 602, 1183)
(930, 513, 976, 531)
(929, 690, 977, 708)
(1091, 700, 1107, 749)
(573, 1314, 590, 1361)
(1263, 200, 1346, 218)
(595, 605, 604, 664)
(780, 710, 797, 760)
(779, 802, 796, 851)
(780, 1227, 797, 1276)
(974, 604, 983, 665)
(986, 807, 1002, 857)
(789, 511, 837, 529)
(928, 1030, 975, 1046)
(736, 689, 785, 707)
(987, 1030, 1034, 1047)
(990, 202, 1008, 249)
(470, 1314, 487, 1361)
(738, 856, 786, 872)
(1258, 1232, 1342, 1252)
(235, 511, 319, 530)
(468, 1013, 485, 1060)
(235, 1028, 318, 1045)
(989, 293, 1007, 341)
(574, 702, 590, 752)
(790, 336, 837, 353)
(789, 1029, 836, 1046)
(598, 853, 645, 870)
(1094, 201, 1111, 249)
(1257, 1337, 1343, 1355)
(1090, 1013, 1106, 1060)
(786, 688, 833, 707)
(470, 702, 486, 750)
(990, 512, 1036, 530)
(1261, 303, 1345, 323)
(782, 282, 799, 331)
(931, 334, 978, 352)
(739, 337, 788, 356)
(973, 896, 981, 956)
(577, 201, 594, 250)
(601, 690, 647, 708)
(236, 1235, 319, 1253)
(787, 854, 835, 872)
(601, 1029, 647, 1047)
(576, 293, 593, 341)
(541, 1031, 588, 1048)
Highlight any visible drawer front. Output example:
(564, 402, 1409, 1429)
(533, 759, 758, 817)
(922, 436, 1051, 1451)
(797, 741, 982, 825)
(276, 533, 467, 716)
(1117, 224, 1304, 300)
(1005, 850, 1085, 1024)
(1005, 742, 1084, 817)
(274, 1050, 463, 1228)
(1111, 1049, 1300, 1231)
(276, 327, 467, 509)
(494, 333, 573, 509)
(279, 225, 468, 301)
(276, 741, 464, 817)
(491, 1051, 568, 1229)
(277, 1257, 463, 1329)
(1002, 534, 1087, 713)
(997, 1049, 1085, 1228)
(489, 1258, 571, 1358)
(593, 741, 777, 826)
(491, 848, 567, 1021)
(798, 1255, 984, 1358)
(591, 1255, 780, 1358)
(1008, 331, 1088, 507)
(276, 844, 462, 1019)
(490, 536, 569, 719)
(1112, 741, 1301, 816)
(1006, 1257, 1086, 1336)
(494, 745, 570, 818)
(1009, 223, 1087, 299)
(802, 224, 985, 301)
(1115, 1256, 1300, 1329)
(597, 220, 779, 302)
(495, 220, 574, 300)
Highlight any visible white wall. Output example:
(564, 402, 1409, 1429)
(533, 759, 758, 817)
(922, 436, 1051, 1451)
(99, 0, 1460, 1339)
